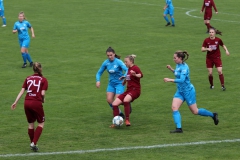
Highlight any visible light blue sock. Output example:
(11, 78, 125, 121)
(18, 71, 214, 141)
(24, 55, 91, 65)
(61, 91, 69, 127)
(171, 17, 175, 25)
(173, 111, 181, 128)
(21, 53, 27, 63)
(26, 53, 33, 63)
(3, 17, 6, 25)
(198, 108, 214, 117)
(164, 16, 169, 23)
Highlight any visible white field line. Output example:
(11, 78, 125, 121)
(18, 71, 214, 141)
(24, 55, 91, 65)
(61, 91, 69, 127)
(0, 139, 240, 157)
(113, 0, 240, 23)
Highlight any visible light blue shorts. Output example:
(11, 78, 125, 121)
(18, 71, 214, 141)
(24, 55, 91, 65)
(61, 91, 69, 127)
(164, 8, 174, 16)
(19, 38, 30, 48)
(173, 87, 196, 106)
(0, 10, 4, 17)
(107, 83, 125, 95)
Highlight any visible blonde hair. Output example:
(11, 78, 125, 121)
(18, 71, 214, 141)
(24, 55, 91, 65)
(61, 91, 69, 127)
(19, 11, 26, 20)
(33, 62, 43, 76)
(126, 54, 137, 63)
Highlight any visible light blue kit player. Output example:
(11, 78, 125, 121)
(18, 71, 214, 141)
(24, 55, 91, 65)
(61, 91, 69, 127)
(13, 12, 35, 68)
(96, 47, 130, 119)
(0, 0, 6, 27)
(163, 0, 175, 26)
(164, 51, 219, 133)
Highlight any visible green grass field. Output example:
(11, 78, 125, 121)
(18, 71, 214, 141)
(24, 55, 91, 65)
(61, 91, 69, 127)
(0, 0, 240, 159)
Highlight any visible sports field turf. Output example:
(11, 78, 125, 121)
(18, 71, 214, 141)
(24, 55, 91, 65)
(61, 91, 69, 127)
(0, 0, 240, 159)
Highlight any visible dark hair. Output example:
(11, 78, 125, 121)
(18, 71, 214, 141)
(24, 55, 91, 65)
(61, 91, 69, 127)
(106, 47, 121, 59)
(175, 50, 189, 62)
(33, 62, 42, 76)
(125, 54, 137, 64)
(209, 28, 216, 33)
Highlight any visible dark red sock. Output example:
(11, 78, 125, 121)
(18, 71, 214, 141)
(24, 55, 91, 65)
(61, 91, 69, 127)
(28, 128, 34, 143)
(112, 105, 119, 117)
(123, 102, 131, 121)
(209, 75, 213, 86)
(33, 126, 43, 145)
(219, 74, 224, 86)
(206, 23, 212, 30)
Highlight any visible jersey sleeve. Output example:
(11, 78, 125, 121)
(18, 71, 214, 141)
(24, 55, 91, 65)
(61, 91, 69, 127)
(219, 39, 224, 46)
(212, 0, 218, 12)
(27, 21, 32, 28)
(134, 66, 143, 78)
(202, 39, 207, 47)
(13, 23, 17, 30)
(96, 61, 106, 82)
(22, 78, 28, 90)
(174, 67, 187, 83)
(201, 0, 205, 11)
(118, 60, 128, 77)
(42, 78, 48, 90)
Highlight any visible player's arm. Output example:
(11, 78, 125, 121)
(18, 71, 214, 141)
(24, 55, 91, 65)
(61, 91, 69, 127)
(41, 90, 46, 103)
(163, 4, 168, 10)
(200, 1, 205, 12)
(212, 0, 218, 13)
(130, 66, 143, 78)
(201, 46, 212, 52)
(119, 60, 128, 79)
(164, 70, 187, 83)
(222, 45, 230, 56)
(30, 27, 35, 38)
(166, 65, 174, 72)
(13, 23, 18, 33)
(96, 62, 106, 88)
(11, 88, 25, 110)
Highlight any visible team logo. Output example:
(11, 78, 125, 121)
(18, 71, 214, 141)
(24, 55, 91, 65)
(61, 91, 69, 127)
(113, 65, 118, 68)
(215, 41, 218, 44)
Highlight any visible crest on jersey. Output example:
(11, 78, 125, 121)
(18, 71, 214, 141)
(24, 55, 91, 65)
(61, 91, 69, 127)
(113, 65, 118, 68)
(215, 41, 218, 44)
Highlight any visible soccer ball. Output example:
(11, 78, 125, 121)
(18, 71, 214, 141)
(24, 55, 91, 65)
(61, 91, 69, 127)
(112, 116, 124, 126)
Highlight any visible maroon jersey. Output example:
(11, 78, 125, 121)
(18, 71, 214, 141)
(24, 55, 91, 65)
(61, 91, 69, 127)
(201, 0, 217, 12)
(125, 65, 143, 91)
(22, 74, 48, 102)
(202, 37, 224, 59)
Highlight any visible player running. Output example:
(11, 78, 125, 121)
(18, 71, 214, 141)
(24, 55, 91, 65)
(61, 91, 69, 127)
(0, 0, 6, 27)
(164, 50, 219, 133)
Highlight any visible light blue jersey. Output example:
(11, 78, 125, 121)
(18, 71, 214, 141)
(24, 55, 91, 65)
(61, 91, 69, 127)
(0, 0, 4, 11)
(13, 20, 32, 40)
(173, 63, 193, 92)
(166, 0, 174, 9)
(96, 58, 128, 85)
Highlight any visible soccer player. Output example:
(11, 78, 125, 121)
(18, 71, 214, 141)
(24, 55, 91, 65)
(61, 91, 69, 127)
(11, 62, 48, 152)
(201, 28, 230, 91)
(0, 0, 6, 27)
(110, 55, 143, 127)
(163, 0, 175, 27)
(164, 50, 219, 133)
(96, 47, 128, 119)
(13, 11, 35, 68)
(200, 0, 222, 35)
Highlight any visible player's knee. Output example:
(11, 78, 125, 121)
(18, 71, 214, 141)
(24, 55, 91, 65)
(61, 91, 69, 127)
(171, 106, 178, 111)
(217, 70, 222, 75)
(38, 122, 44, 128)
(192, 110, 198, 115)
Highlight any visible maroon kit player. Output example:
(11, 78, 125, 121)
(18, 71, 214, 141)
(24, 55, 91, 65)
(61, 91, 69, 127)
(201, 28, 230, 91)
(11, 62, 48, 152)
(110, 55, 143, 127)
(200, 0, 222, 35)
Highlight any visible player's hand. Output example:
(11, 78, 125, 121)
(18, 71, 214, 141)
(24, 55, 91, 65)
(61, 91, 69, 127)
(226, 51, 230, 56)
(122, 80, 126, 86)
(96, 82, 100, 88)
(163, 78, 170, 82)
(166, 65, 172, 69)
(32, 34, 35, 38)
(119, 76, 125, 80)
(11, 103, 17, 110)
(200, 11, 203, 13)
(216, 12, 218, 14)
(208, 48, 213, 52)
(130, 70, 136, 76)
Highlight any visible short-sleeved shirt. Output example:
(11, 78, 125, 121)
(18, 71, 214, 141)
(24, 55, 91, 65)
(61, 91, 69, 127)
(13, 20, 32, 40)
(125, 65, 143, 91)
(166, 0, 174, 9)
(22, 74, 48, 102)
(202, 37, 224, 59)
(0, 0, 4, 10)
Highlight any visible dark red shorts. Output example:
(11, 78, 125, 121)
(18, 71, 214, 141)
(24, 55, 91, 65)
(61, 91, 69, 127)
(117, 89, 141, 102)
(206, 57, 222, 68)
(204, 11, 212, 20)
(24, 100, 45, 123)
